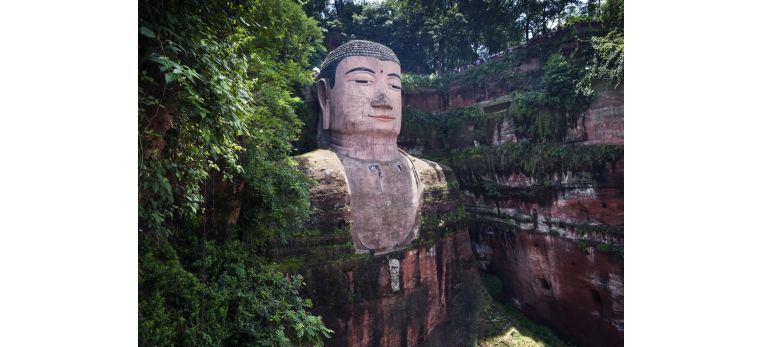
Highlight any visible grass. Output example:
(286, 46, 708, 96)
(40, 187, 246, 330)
(475, 273, 572, 347)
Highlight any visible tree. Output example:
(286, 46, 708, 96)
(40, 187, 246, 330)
(600, 0, 624, 31)
(138, 0, 332, 344)
(300, 0, 589, 73)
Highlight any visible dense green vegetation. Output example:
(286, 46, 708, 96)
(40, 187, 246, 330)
(303, 0, 620, 74)
(399, 31, 622, 146)
(392, 3, 625, 241)
(444, 142, 623, 178)
(401, 106, 502, 150)
(478, 273, 572, 346)
(398, 23, 602, 93)
(138, 0, 332, 345)
(395, 0, 623, 145)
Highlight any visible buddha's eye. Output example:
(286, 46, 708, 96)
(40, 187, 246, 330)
(354, 80, 370, 84)
(390, 84, 401, 90)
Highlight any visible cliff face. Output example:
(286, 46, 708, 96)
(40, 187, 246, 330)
(399, 26, 624, 347)
(455, 147, 623, 347)
(297, 231, 481, 347)
(472, 225, 623, 347)
(463, 161, 624, 347)
(405, 88, 446, 114)
(584, 82, 624, 145)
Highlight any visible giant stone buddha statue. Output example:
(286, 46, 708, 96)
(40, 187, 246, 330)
(296, 40, 449, 255)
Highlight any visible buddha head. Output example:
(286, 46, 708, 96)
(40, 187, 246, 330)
(316, 40, 402, 150)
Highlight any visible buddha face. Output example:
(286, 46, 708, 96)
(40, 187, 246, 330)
(318, 56, 403, 139)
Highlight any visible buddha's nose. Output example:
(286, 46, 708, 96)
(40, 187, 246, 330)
(371, 90, 392, 110)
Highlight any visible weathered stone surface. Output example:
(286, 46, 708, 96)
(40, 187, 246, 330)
(449, 83, 498, 108)
(470, 223, 623, 347)
(298, 230, 481, 347)
(296, 148, 460, 255)
(293, 36, 627, 347)
(398, 58, 625, 347)
(404, 88, 445, 113)
(295, 149, 352, 233)
(340, 152, 421, 253)
(402, 73, 623, 155)
(458, 157, 623, 347)
(312, 52, 432, 255)
(584, 83, 624, 145)
(280, 154, 482, 346)
(403, 81, 623, 347)
(460, 161, 624, 231)
(388, 258, 401, 292)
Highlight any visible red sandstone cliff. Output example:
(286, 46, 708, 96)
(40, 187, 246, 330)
(462, 158, 623, 347)
(472, 227, 623, 347)
(398, 29, 624, 347)
(298, 231, 481, 347)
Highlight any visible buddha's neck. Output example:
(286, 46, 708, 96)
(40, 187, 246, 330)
(330, 132, 399, 162)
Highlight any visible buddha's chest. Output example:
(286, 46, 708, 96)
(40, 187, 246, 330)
(339, 156, 420, 253)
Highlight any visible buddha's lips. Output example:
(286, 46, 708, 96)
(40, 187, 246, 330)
(370, 115, 395, 121)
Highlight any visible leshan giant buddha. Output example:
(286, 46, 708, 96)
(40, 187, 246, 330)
(290, 41, 481, 346)
(296, 40, 450, 255)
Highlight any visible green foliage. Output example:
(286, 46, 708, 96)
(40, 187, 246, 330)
(561, 1, 624, 90)
(542, 54, 581, 111)
(587, 30, 625, 88)
(577, 239, 624, 258)
(238, 157, 313, 246)
(506, 53, 591, 142)
(413, 205, 468, 247)
(403, 52, 589, 146)
(482, 179, 500, 197)
(508, 91, 564, 143)
(139, 0, 333, 345)
(303, 0, 593, 74)
(401, 106, 503, 151)
(478, 273, 572, 346)
(562, 14, 600, 27)
(139, 235, 333, 346)
(397, 22, 609, 98)
(388, 14, 623, 149)
(401, 73, 451, 94)
(399, 48, 597, 146)
(601, 0, 625, 31)
(300, 0, 622, 85)
(481, 272, 504, 301)
(139, 0, 323, 235)
(399, 56, 520, 95)
(444, 142, 624, 179)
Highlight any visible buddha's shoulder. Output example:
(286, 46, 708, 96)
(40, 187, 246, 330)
(294, 148, 454, 188)
(295, 148, 343, 172)
(402, 153, 451, 187)
(294, 149, 351, 228)
(294, 148, 348, 192)
(403, 153, 462, 210)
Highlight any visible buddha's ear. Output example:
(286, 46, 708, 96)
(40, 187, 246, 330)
(316, 78, 331, 130)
